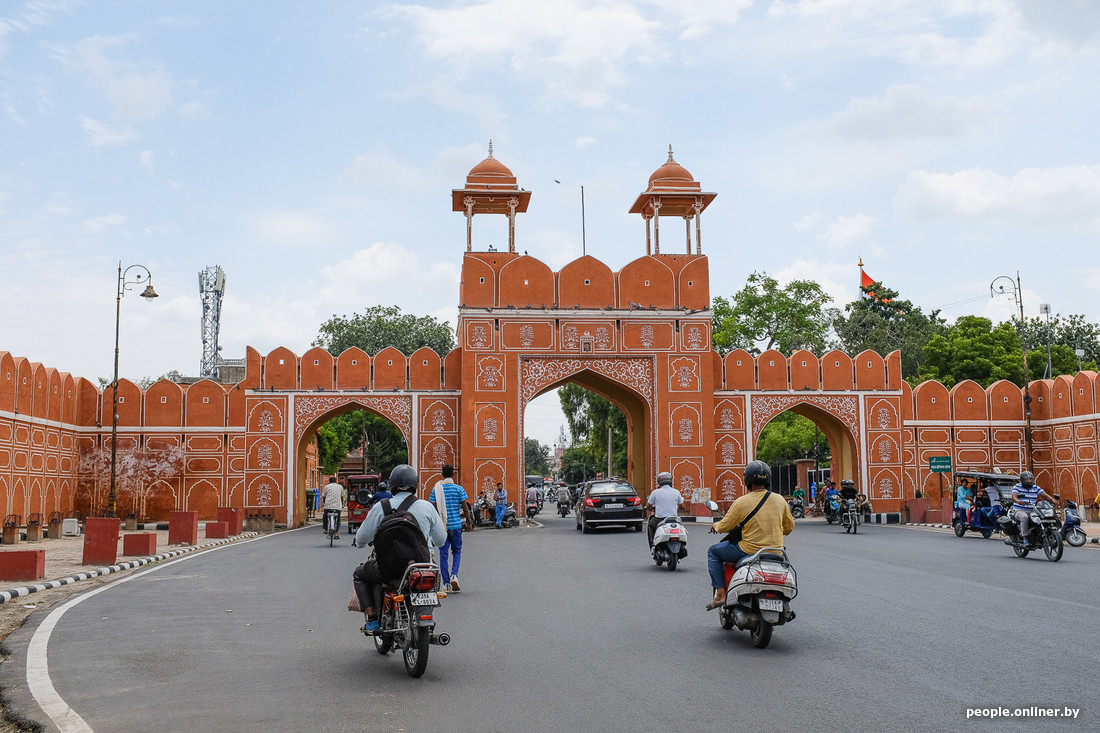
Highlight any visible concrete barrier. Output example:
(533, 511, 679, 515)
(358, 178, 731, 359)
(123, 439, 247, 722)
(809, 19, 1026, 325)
(83, 517, 121, 565)
(122, 532, 158, 556)
(205, 521, 230, 539)
(168, 511, 199, 545)
(0, 549, 46, 581)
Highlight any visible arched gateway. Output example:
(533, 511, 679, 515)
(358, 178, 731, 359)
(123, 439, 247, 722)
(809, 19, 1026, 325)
(5, 147, 1097, 526)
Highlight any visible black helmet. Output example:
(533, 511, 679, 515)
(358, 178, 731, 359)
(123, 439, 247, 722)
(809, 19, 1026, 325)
(656, 471, 673, 487)
(841, 479, 855, 489)
(1020, 471, 1034, 488)
(389, 464, 418, 492)
(743, 460, 771, 489)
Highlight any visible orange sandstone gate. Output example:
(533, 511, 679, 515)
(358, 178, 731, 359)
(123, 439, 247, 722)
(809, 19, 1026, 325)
(2, 148, 1098, 525)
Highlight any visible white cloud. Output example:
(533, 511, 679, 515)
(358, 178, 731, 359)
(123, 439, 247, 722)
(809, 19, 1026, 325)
(52, 35, 174, 122)
(247, 210, 339, 248)
(805, 84, 988, 142)
(822, 213, 876, 248)
(138, 149, 154, 174)
(774, 258, 854, 306)
(1013, 0, 1100, 48)
(343, 150, 432, 189)
(83, 213, 127, 231)
(646, 0, 753, 39)
(895, 164, 1100, 231)
(80, 115, 137, 147)
(794, 210, 824, 232)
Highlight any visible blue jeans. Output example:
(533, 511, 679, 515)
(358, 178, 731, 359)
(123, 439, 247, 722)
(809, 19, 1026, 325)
(440, 528, 463, 583)
(707, 540, 750, 590)
(495, 504, 506, 526)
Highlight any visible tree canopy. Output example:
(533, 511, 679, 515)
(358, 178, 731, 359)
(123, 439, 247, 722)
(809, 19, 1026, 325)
(712, 271, 834, 355)
(316, 410, 407, 476)
(917, 315, 1025, 389)
(313, 304, 455, 356)
(755, 412, 830, 467)
(524, 437, 551, 477)
(558, 383, 627, 478)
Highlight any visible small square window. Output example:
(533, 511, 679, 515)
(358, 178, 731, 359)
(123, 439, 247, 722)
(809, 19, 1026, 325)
(1004, 397, 1009, 403)
(480, 277, 485, 284)
(736, 360, 742, 366)
(801, 361, 807, 366)
(930, 398, 936, 403)
(644, 280, 650, 286)
(352, 360, 357, 365)
(524, 279, 529, 285)
(584, 279, 590, 285)
(119, 396, 125, 403)
(967, 397, 973, 403)
(1038, 397, 1044, 402)
(314, 360, 319, 365)
(388, 360, 393, 366)
(867, 361, 872, 368)
(203, 397, 210, 404)
(835, 361, 840, 367)
(423, 360, 429, 366)
(769, 360, 775, 366)
(279, 359, 285, 365)
(160, 396, 167, 403)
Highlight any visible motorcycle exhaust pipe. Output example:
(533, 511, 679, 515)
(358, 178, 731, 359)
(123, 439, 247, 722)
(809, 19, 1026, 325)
(430, 632, 451, 646)
(733, 608, 758, 631)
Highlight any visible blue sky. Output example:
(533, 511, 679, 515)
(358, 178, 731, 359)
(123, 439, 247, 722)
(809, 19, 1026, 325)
(3, 1, 1099, 448)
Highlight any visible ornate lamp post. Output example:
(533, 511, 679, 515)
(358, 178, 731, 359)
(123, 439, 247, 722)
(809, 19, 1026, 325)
(990, 273, 1033, 473)
(109, 262, 158, 517)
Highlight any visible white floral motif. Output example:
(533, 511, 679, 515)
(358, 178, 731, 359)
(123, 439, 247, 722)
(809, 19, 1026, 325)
(472, 325, 488, 348)
(520, 358, 654, 405)
(687, 327, 703, 349)
(721, 479, 737, 501)
(431, 409, 448, 432)
(878, 477, 895, 498)
(751, 395, 859, 441)
(719, 407, 735, 430)
(520, 324, 534, 347)
(294, 396, 412, 445)
(258, 409, 274, 433)
(483, 418, 498, 442)
(431, 442, 449, 467)
(257, 444, 273, 469)
(256, 483, 272, 506)
(677, 365, 694, 388)
(563, 327, 579, 349)
(877, 438, 892, 463)
(481, 364, 502, 388)
(595, 327, 610, 350)
(877, 406, 893, 429)
(640, 325, 654, 349)
(678, 418, 693, 442)
(482, 476, 496, 494)
(721, 442, 737, 465)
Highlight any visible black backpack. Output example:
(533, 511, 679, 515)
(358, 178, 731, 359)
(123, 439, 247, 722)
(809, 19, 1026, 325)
(373, 494, 431, 580)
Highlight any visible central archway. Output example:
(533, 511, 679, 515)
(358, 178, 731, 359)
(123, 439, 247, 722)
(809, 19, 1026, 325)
(752, 398, 861, 493)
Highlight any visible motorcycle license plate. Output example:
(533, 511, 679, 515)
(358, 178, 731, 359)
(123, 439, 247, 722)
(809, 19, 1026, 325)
(410, 592, 439, 606)
(758, 597, 783, 612)
(604, 503, 624, 509)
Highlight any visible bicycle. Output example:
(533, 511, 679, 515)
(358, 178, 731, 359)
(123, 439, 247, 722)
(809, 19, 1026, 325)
(323, 508, 341, 546)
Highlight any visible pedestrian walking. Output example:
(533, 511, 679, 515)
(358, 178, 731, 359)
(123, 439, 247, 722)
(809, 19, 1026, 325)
(429, 464, 470, 591)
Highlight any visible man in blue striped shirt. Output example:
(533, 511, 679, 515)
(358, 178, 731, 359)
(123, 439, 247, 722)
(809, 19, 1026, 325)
(429, 464, 470, 592)
(1011, 470, 1055, 543)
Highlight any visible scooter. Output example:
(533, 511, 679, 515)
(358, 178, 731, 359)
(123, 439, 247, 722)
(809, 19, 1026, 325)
(526, 498, 540, 519)
(493, 502, 518, 528)
(651, 515, 688, 571)
(788, 496, 805, 519)
(557, 498, 571, 517)
(368, 561, 450, 678)
(1061, 498, 1087, 547)
(824, 496, 840, 524)
(997, 500, 1064, 561)
(705, 501, 797, 649)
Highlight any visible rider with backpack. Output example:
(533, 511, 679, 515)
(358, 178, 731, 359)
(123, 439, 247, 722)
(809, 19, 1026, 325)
(352, 464, 447, 635)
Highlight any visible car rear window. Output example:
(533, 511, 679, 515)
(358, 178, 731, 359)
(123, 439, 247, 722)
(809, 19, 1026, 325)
(589, 482, 635, 495)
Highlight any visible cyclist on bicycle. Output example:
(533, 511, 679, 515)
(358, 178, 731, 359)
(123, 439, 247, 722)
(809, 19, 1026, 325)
(320, 476, 347, 539)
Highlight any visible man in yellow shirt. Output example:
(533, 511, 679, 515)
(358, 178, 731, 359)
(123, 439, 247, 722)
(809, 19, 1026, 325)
(706, 460, 795, 610)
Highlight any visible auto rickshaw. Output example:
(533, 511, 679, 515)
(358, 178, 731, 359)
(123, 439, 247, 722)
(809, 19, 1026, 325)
(951, 470, 1019, 539)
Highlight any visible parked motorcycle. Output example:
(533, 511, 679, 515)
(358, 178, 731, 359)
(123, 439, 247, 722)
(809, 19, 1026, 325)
(1061, 498, 1087, 547)
(705, 501, 797, 649)
(997, 500, 1064, 561)
(788, 497, 805, 520)
(839, 498, 860, 534)
(497, 502, 519, 528)
(472, 495, 490, 527)
(369, 561, 450, 678)
(650, 515, 688, 571)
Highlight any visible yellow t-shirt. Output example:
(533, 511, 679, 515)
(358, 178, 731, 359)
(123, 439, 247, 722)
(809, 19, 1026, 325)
(712, 489, 795, 554)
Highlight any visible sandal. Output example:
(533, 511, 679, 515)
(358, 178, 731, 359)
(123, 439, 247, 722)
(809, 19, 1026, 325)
(705, 594, 726, 611)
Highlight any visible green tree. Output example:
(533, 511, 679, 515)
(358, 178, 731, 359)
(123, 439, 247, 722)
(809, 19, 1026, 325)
(755, 412, 831, 466)
(712, 271, 834, 355)
(558, 384, 627, 476)
(918, 315, 1024, 388)
(832, 281, 947, 382)
(524, 437, 551, 477)
(313, 304, 455, 356)
(316, 410, 407, 475)
(558, 445, 600, 486)
(1017, 313, 1100, 377)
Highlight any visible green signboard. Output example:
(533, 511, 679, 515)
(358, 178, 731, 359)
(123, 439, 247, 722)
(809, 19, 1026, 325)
(929, 456, 952, 473)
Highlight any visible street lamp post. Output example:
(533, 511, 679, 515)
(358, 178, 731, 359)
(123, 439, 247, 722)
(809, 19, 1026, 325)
(990, 272, 1033, 473)
(109, 262, 158, 517)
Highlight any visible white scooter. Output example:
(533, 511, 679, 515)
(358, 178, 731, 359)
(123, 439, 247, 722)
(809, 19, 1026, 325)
(705, 500, 798, 648)
(651, 515, 688, 571)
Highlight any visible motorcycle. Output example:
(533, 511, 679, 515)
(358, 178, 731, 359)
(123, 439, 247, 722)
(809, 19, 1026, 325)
(824, 496, 840, 524)
(705, 502, 797, 649)
(1061, 498, 1087, 548)
(526, 498, 540, 519)
(839, 497, 860, 534)
(650, 515, 688, 571)
(788, 497, 805, 520)
(997, 500, 1064, 562)
(369, 561, 450, 678)
(557, 498, 571, 518)
(472, 495, 490, 527)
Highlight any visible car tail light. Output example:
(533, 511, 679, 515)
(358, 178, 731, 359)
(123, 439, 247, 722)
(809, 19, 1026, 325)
(408, 569, 437, 591)
(585, 498, 598, 507)
(627, 496, 641, 506)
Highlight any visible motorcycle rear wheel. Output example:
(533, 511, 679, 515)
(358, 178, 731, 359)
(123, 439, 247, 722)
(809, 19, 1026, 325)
(852, 517, 858, 534)
(1066, 527, 1087, 548)
(1043, 531, 1064, 562)
(403, 626, 430, 678)
(667, 555, 678, 571)
(374, 616, 394, 655)
(750, 622, 773, 649)
(1013, 543, 1029, 558)
(719, 609, 734, 630)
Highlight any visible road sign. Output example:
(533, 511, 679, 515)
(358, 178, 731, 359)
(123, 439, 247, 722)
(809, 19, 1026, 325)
(929, 456, 952, 473)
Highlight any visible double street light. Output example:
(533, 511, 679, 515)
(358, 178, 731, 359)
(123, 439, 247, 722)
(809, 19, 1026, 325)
(990, 273, 1033, 474)
(109, 262, 158, 518)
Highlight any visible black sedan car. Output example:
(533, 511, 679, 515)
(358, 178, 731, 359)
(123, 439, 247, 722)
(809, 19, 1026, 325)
(575, 480, 644, 533)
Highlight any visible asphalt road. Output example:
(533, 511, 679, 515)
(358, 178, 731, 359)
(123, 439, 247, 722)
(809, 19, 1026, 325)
(3, 515, 1098, 732)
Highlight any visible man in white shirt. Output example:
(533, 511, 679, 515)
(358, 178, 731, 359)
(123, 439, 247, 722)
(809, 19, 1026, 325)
(646, 471, 684, 548)
(320, 476, 346, 539)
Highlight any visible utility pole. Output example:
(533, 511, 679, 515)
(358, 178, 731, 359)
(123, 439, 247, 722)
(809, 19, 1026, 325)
(607, 425, 613, 478)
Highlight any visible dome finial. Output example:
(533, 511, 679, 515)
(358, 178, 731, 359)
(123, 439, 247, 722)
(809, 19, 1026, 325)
(667, 144, 675, 163)
(488, 140, 494, 159)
